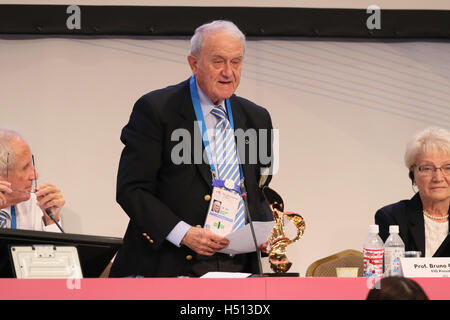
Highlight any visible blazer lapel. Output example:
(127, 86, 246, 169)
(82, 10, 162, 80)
(179, 84, 212, 188)
(406, 193, 426, 256)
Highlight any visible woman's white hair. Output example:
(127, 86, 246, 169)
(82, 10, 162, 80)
(404, 127, 450, 169)
(190, 20, 246, 57)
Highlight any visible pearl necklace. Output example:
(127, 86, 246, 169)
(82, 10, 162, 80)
(423, 210, 449, 221)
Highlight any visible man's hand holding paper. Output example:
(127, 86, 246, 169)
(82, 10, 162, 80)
(181, 226, 230, 256)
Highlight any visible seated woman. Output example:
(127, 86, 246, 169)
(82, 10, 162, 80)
(375, 127, 450, 257)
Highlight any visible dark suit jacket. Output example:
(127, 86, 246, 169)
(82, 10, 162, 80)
(110, 79, 274, 277)
(375, 192, 450, 257)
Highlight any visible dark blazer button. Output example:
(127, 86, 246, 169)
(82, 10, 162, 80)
(186, 255, 193, 261)
(204, 195, 211, 201)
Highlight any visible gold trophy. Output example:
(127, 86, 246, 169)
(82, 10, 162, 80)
(263, 187, 305, 275)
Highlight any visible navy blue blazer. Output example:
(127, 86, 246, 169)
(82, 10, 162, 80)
(110, 79, 274, 277)
(375, 192, 450, 257)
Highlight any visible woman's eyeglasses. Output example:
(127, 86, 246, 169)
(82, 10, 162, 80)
(414, 164, 450, 177)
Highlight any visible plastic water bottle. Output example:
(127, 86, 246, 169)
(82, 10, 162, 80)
(384, 225, 405, 276)
(363, 224, 384, 277)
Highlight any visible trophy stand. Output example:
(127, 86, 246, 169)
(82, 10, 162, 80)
(262, 187, 305, 277)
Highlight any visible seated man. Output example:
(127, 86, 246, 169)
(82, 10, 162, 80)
(0, 129, 65, 232)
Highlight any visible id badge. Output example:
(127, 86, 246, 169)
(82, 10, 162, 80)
(204, 185, 241, 236)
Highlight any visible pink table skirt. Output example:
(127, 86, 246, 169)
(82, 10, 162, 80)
(0, 277, 448, 300)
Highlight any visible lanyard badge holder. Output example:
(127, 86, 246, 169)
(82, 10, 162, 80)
(189, 76, 245, 237)
(204, 176, 242, 236)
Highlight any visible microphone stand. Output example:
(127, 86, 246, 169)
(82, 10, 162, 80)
(45, 208, 65, 233)
(240, 180, 264, 277)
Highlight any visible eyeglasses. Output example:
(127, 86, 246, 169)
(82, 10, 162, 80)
(414, 164, 450, 177)
(6, 153, 37, 193)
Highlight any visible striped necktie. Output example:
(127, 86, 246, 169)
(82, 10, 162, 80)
(0, 209, 10, 229)
(211, 104, 245, 231)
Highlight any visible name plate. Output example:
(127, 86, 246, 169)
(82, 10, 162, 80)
(400, 258, 450, 277)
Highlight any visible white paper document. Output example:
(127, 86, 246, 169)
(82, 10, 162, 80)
(200, 272, 252, 278)
(218, 221, 274, 255)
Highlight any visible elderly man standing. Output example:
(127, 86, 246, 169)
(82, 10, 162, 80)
(110, 20, 274, 277)
(0, 129, 65, 232)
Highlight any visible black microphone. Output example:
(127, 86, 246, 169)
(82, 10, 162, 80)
(239, 180, 264, 277)
(45, 208, 65, 233)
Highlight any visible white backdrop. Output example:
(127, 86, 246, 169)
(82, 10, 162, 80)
(1, 35, 449, 276)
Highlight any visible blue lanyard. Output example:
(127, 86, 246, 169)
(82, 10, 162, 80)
(11, 205, 16, 229)
(189, 75, 244, 182)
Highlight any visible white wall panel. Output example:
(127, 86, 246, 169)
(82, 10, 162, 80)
(1, 35, 449, 275)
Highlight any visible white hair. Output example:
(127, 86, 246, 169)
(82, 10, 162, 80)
(404, 127, 450, 169)
(0, 129, 24, 177)
(189, 20, 246, 57)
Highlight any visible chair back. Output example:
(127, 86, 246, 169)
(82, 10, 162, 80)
(306, 249, 364, 277)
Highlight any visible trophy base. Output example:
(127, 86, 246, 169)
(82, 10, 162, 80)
(250, 272, 300, 277)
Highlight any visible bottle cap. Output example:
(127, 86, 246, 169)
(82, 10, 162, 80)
(369, 224, 379, 233)
(389, 225, 399, 233)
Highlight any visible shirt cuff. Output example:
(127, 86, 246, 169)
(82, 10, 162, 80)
(166, 221, 192, 247)
(42, 217, 63, 233)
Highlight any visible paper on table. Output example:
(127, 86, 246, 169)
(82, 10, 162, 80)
(200, 272, 252, 278)
(218, 221, 274, 255)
